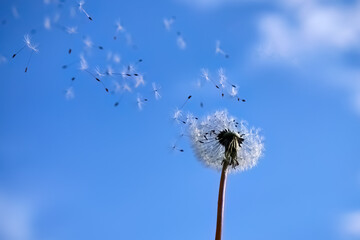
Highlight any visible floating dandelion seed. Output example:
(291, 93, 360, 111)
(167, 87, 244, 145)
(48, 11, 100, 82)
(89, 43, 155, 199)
(115, 20, 125, 33)
(229, 86, 246, 102)
(179, 95, 192, 110)
(176, 33, 186, 50)
(66, 26, 77, 34)
(0, 55, 7, 64)
(65, 87, 75, 100)
(12, 6, 19, 19)
(152, 82, 161, 100)
(172, 108, 188, 124)
(123, 83, 132, 92)
(134, 74, 145, 88)
(113, 54, 121, 63)
(201, 68, 220, 89)
(62, 60, 78, 69)
(113, 20, 125, 39)
(79, 54, 88, 70)
(78, 1, 92, 20)
(83, 37, 93, 49)
(23, 34, 39, 53)
(79, 55, 109, 92)
(163, 16, 175, 31)
(44, 17, 51, 30)
(188, 110, 263, 240)
(136, 95, 148, 110)
(12, 35, 39, 72)
(215, 40, 229, 58)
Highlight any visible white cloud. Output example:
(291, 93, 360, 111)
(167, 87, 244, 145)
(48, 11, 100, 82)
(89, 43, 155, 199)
(176, 0, 260, 9)
(258, 1, 360, 59)
(341, 211, 360, 237)
(257, 0, 360, 116)
(0, 193, 35, 240)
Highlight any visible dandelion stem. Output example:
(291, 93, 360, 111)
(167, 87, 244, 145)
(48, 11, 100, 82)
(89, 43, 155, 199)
(215, 161, 228, 240)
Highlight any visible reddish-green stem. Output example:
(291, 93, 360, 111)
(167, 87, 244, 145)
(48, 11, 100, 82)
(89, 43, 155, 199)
(215, 162, 229, 240)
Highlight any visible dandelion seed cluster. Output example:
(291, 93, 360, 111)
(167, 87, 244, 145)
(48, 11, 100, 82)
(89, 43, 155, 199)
(188, 110, 264, 172)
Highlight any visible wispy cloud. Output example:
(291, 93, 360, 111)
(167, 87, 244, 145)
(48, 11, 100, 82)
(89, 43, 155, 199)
(341, 211, 360, 237)
(256, 0, 360, 116)
(257, 1, 360, 59)
(176, 0, 258, 9)
(0, 193, 35, 240)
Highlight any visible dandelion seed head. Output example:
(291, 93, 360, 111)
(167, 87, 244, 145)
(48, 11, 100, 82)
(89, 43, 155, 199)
(189, 110, 264, 172)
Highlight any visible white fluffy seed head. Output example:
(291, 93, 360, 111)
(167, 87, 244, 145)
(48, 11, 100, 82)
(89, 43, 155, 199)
(189, 110, 264, 172)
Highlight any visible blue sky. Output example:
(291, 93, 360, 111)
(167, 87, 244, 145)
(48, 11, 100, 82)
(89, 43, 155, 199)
(0, 0, 360, 239)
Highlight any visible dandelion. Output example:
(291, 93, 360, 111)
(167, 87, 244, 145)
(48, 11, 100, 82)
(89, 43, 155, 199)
(152, 82, 161, 100)
(78, 1, 93, 21)
(188, 110, 263, 240)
